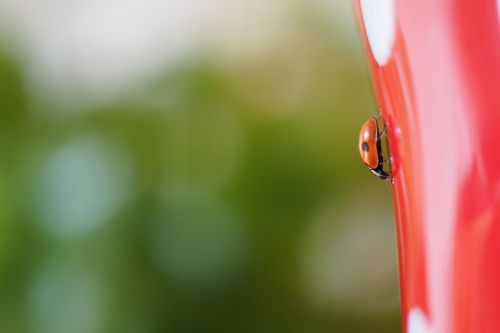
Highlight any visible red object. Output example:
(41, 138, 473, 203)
(354, 0, 500, 332)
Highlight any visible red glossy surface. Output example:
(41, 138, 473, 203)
(354, 0, 500, 332)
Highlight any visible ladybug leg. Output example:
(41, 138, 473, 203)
(373, 158, 393, 182)
(371, 167, 390, 180)
(379, 125, 387, 138)
(380, 157, 393, 164)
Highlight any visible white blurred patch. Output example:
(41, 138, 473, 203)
(148, 198, 247, 288)
(301, 191, 398, 313)
(408, 308, 433, 333)
(360, 0, 396, 65)
(313, 0, 360, 46)
(29, 259, 106, 333)
(0, 0, 289, 107)
(33, 134, 133, 238)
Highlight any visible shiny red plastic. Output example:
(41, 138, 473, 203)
(354, 0, 500, 332)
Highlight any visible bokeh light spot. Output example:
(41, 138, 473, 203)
(148, 198, 247, 288)
(33, 134, 133, 238)
(301, 192, 398, 313)
(29, 259, 107, 333)
(162, 108, 244, 198)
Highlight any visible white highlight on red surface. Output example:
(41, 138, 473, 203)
(408, 308, 433, 333)
(360, 0, 396, 65)
(498, 0, 500, 26)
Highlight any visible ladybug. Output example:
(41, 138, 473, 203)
(358, 116, 391, 180)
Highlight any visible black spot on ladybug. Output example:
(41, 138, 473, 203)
(361, 141, 369, 152)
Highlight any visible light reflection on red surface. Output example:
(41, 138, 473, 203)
(354, 0, 500, 332)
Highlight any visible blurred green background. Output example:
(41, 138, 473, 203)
(0, 1, 399, 332)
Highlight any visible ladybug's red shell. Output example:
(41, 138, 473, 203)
(358, 117, 380, 169)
